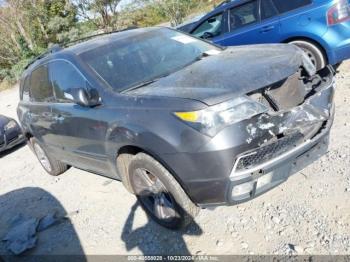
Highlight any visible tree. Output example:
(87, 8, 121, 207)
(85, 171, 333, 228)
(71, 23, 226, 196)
(153, 0, 195, 26)
(76, 0, 122, 31)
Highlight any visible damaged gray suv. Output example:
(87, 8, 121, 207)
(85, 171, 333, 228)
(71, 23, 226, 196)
(18, 27, 335, 229)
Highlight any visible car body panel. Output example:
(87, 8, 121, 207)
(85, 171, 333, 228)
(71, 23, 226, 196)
(17, 28, 335, 206)
(128, 44, 315, 106)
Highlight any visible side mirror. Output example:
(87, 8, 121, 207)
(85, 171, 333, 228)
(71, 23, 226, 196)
(64, 87, 101, 107)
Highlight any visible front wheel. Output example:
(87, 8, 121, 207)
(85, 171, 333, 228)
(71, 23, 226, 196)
(128, 153, 200, 230)
(290, 40, 326, 71)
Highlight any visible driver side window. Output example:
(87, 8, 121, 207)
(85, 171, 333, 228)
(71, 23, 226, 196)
(49, 61, 86, 103)
(192, 13, 224, 39)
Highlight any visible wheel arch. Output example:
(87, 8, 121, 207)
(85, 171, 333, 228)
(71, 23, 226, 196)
(115, 144, 193, 202)
(282, 36, 329, 64)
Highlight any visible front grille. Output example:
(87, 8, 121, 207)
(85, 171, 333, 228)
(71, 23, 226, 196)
(234, 132, 304, 171)
(7, 135, 18, 144)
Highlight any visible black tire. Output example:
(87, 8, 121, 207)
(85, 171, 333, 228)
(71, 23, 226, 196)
(128, 153, 200, 230)
(290, 40, 326, 71)
(30, 137, 68, 176)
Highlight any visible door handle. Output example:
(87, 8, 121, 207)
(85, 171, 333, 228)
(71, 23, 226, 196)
(260, 25, 275, 33)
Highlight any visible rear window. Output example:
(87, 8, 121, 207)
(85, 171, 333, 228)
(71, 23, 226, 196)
(29, 65, 54, 102)
(261, 0, 279, 20)
(272, 0, 312, 13)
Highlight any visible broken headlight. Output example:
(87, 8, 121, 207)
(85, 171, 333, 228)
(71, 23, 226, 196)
(174, 96, 268, 136)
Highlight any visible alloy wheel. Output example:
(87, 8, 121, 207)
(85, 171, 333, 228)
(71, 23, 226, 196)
(33, 143, 52, 172)
(132, 168, 177, 221)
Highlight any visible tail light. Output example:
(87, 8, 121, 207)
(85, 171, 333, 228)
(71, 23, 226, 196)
(327, 0, 350, 25)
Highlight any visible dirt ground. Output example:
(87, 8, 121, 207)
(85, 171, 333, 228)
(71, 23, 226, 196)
(0, 62, 349, 257)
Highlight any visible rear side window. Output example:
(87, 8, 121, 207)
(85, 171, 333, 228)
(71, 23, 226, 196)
(272, 0, 312, 13)
(261, 0, 279, 20)
(21, 76, 30, 102)
(229, 1, 259, 31)
(29, 65, 54, 102)
(49, 60, 86, 102)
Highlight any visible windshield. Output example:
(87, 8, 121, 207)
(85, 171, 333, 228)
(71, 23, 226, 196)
(79, 28, 222, 92)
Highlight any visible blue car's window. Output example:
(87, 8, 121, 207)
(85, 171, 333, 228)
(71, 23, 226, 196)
(261, 0, 279, 20)
(49, 61, 86, 103)
(272, 0, 311, 13)
(229, 1, 259, 31)
(192, 13, 224, 38)
(80, 28, 221, 92)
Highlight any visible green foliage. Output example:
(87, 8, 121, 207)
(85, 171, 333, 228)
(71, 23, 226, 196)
(0, 0, 217, 89)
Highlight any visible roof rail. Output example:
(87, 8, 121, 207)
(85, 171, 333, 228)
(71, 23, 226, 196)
(24, 26, 138, 70)
(24, 44, 63, 70)
(62, 26, 139, 48)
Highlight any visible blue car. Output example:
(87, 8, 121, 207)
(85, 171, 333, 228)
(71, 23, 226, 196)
(179, 0, 350, 70)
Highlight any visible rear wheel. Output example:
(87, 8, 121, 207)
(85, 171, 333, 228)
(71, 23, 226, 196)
(30, 138, 68, 176)
(128, 153, 200, 229)
(290, 40, 326, 71)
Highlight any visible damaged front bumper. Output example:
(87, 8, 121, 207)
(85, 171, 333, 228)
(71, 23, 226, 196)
(228, 78, 335, 204)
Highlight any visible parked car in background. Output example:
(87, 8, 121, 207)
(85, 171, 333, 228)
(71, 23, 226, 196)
(179, 0, 350, 70)
(0, 115, 25, 153)
(18, 27, 335, 229)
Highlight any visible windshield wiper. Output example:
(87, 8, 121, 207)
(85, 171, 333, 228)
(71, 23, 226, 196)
(121, 53, 209, 94)
(121, 79, 157, 93)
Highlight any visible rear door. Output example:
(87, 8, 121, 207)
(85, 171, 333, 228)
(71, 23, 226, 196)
(27, 65, 55, 148)
(219, 0, 281, 46)
(271, 0, 317, 37)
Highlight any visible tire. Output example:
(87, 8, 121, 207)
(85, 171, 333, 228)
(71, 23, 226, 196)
(290, 40, 326, 71)
(128, 153, 200, 230)
(30, 137, 68, 176)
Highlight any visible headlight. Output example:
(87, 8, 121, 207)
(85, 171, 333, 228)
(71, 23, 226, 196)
(174, 96, 268, 136)
(4, 120, 17, 131)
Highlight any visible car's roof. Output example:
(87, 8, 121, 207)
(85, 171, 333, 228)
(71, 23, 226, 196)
(66, 27, 159, 55)
(22, 27, 161, 75)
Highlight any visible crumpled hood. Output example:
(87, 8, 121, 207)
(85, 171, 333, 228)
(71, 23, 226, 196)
(128, 44, 316, 106)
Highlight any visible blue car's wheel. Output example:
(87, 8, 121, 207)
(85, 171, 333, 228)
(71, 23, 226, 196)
(290, 40, 326, 71)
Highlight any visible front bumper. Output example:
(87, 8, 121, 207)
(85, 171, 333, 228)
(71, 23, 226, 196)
(162, 75, 335, 207)
(228, 104, 333, 204)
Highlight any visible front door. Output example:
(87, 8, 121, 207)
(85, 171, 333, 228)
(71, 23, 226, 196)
(48, 60, 109, 174)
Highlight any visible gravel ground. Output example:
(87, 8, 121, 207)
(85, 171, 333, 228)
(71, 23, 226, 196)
(0, 62, 349, 257)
